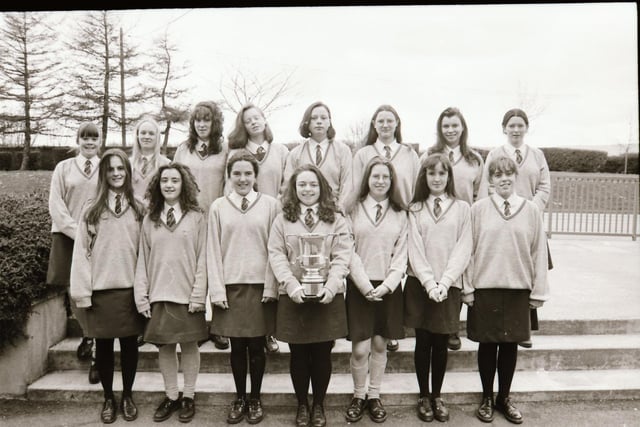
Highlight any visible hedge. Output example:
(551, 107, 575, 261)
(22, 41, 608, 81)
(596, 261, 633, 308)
(540, 148, 609, 173)
(0, 190, 53, 354)
(601, 153, 639, 175)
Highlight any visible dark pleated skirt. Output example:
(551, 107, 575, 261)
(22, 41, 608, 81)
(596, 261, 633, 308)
(144, 301, 208, 345)
(46, 232, 73, 286)
(75, 288, 145, 339)
(210, 284, 276, 337)
(467, 289, 531, 343)
(403, 276, 461, 334)
(275, 293, 347, 344)
(345, 279, 404, 342)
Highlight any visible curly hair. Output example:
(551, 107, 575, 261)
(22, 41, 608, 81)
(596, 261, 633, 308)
(298, 101, 336, 140)
(282, 164, 339, 223)
(146, 162, 202, 226)
(84, 148, 145, 226)
(228, 103, 274, 149)
(351, 156, 405, 213)
(364, 104, 403, 146)
(428, 107, 482, 166)
(186, 101, 224, 155)
(411, 153, 457, 209)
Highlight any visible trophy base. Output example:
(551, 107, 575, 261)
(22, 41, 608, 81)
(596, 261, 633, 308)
(301, 294, 322, 302)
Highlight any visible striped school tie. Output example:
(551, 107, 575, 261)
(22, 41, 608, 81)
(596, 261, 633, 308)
(504, 200, 511, 216)
(167, 207, 176, 227)
(375, 204, 382, 223)
(434, 197, 442, 218)
(515, 149, 523, 164)
(141, 157, 149, 175)
(84, 159, 92, 175)
(384, 145, 391, 160)
(255, 146, 266, 161)
(315, 145, 322, 166)
(448, 151, 454, 163)
(241, 197, 249, 211)
(198, 144, 207, 158)
(304, 208, 314, 228)
(115, 194, 122, 214)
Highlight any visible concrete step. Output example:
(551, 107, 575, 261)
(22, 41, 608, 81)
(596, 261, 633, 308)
(65, 317, 640, 337)
(50, 335, 640, 374)
(27, 369, 640, 405)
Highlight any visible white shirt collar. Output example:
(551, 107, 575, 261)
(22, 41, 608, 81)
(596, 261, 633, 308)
(374, 139, 399, 156)
(108, 189, 127, 211)
(76, 153, 99, 170)
(229, 190, 257, 206)
(492, 192, 523, 214)
(446, 145, 461, 160)
(163, 201, 183, 222)
(364, 195, 389, 212)
(300, 203, 319, 215)
(248, 140, 268, 152)
(504, 143, 527, 156)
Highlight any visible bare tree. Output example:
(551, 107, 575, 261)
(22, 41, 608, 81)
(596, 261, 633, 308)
(218, 66, 297, 115)
(514, 81, 546, 123)
(345, 119, 370, 151)
(0, 12, 65, 170)
(147, 31, 191, 154)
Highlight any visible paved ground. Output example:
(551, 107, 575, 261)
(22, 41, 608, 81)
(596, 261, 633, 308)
(1, 398, 639, 427)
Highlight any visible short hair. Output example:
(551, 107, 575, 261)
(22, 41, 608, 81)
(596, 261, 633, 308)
(228, 104, 274, 149)
(84, 148, 144, 226)
(298, 101, 336, 140)
(131, 116, 162, 161)
(428, 107, 481, 166)
(187, 101, 224, 155)
(488, 156, 519, 177)
(352, 156, 405, 213)
(364, 104, 403, 146)
(282, 164, 339, 223)
(411, 153, 457, 206)
(226, 150, 260, 193)
(502, 108, 529, 128)
(146, 163, 202, 226)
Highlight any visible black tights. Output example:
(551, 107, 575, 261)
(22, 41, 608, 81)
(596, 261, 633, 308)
(478, 342, 518, 399)
(95, 335, 138, 400)
(414, 328, 449, 398)
(229, 336, 266, 399)
(289, 341, 333, 406)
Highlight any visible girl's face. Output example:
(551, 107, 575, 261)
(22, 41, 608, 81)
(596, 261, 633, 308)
(373, 110, 398, 143)
(106, 156, 126, 192)
(368, 164, 391, 202)
(308, 106, 331, 141)
(503, 116, 528, 147)
(160, 168, 183, 205)
(491, 169, 516, 199)
(426, 162, 448, 197)
(229, 160, 256, 197)
(137, 121, 158, 154)
(78, 134, 99, 158)
(243, 108, 266, 139)
(194, 117, 212, 140)
(296, 170, 320, 206)
(441, 115, 463, 147)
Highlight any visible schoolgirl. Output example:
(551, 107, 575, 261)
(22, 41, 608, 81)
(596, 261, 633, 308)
(134, 163, 209, 423)
(465, 156, 548, 424)
(268, 165, 353, 427)
(344, 157, 408, 423)
(283, 101, 352, 209)
(207, 151, 280, 424)
(130, 116, 171, 207)
(405, 153, 472, 422)
(422, 107, 484, 351)
(47, 121, 101, 382)
(70, 148, 146, 423)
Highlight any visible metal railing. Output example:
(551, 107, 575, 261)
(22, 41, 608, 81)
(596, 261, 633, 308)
(546, 172, 639, 240)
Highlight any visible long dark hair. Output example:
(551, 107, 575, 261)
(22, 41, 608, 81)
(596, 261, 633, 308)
(428, 107, 481, 166)
(84, 148, 144, 226)
(146, 163, 202, 226)
(352, 156, 405, 213)
(282, 164, 338, 223)
(228, 103, 274, 149)
(298, 101, 336, 140)
(226, 150, 260, 192)
(364, 104, 403, 146)
(186, 101, 224, 155)
(411, 153, 457, 209)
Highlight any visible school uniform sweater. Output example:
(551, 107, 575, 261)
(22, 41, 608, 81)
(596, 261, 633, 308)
(207, 194, 280, 302)
(268, 211, 353, 298)
(419, 150, 484, 205)
(134, 210, 208, 313)
(49, 157, 99, 239)
(226, 145, 289, 198)
(407, 199, 472, 294)
(464, 197, 549, 305)
(478, 145, 551, 212)
(351, 144, 420, 209)
(130, 154, 171, 206)
(173, 141, 228, 213)
(283, 140, 353, 208)
(347, 203, 408, 296)
(70, 206, 141, 308)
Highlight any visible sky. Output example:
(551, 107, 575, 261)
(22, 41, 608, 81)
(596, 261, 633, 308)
(16, 3, 640, 153)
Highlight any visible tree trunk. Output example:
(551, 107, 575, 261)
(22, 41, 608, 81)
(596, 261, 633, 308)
(119, 27, 126, 148)
(162, 121, 171, 156)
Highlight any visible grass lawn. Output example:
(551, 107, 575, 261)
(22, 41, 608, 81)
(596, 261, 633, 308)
(0, 170, 52, 195)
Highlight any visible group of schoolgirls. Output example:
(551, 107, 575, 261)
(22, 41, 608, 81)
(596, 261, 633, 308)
(49, 100, 550, 426)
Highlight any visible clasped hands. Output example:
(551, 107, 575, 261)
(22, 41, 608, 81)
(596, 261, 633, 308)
(365, 284, 390, 302)
(427, 282, 448, 303)
(213, 297, 277, 310)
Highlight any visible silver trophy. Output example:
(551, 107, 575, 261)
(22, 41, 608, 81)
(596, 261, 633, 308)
(290, 233, 336, 301)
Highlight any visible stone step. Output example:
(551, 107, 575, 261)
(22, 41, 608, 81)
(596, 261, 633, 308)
(27, 369, 640, 405)
(49, 335, 640, 374)
(65, 318, 640, 338)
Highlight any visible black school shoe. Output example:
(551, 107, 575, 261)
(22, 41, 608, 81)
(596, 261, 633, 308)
(367, 398, 388, 423)
(344, 397, 367, 422)
(495, 396, 523, 424)
(100, 397, 117, 424)
(77, 337, 93, 360)
(153, 396, 181, 422)
(178, 397, 196, 423)
(88, 360, 100, 384)
(476, 396, 495, 423)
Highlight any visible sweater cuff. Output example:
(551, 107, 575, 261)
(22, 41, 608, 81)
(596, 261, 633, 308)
(75, 297, 92, 308)
(262, 287, 278, 299)
(137, 301, 151, 314)
(324, 275, 343, 296)
(440, 276, 454, 290)
(462, 292, 474, 304)
(284, 278, 303, 297)
(424, 280, 437, 293)
(529, 299, 544, 308)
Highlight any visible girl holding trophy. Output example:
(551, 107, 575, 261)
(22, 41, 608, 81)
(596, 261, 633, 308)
(268, 164, 353, 427)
